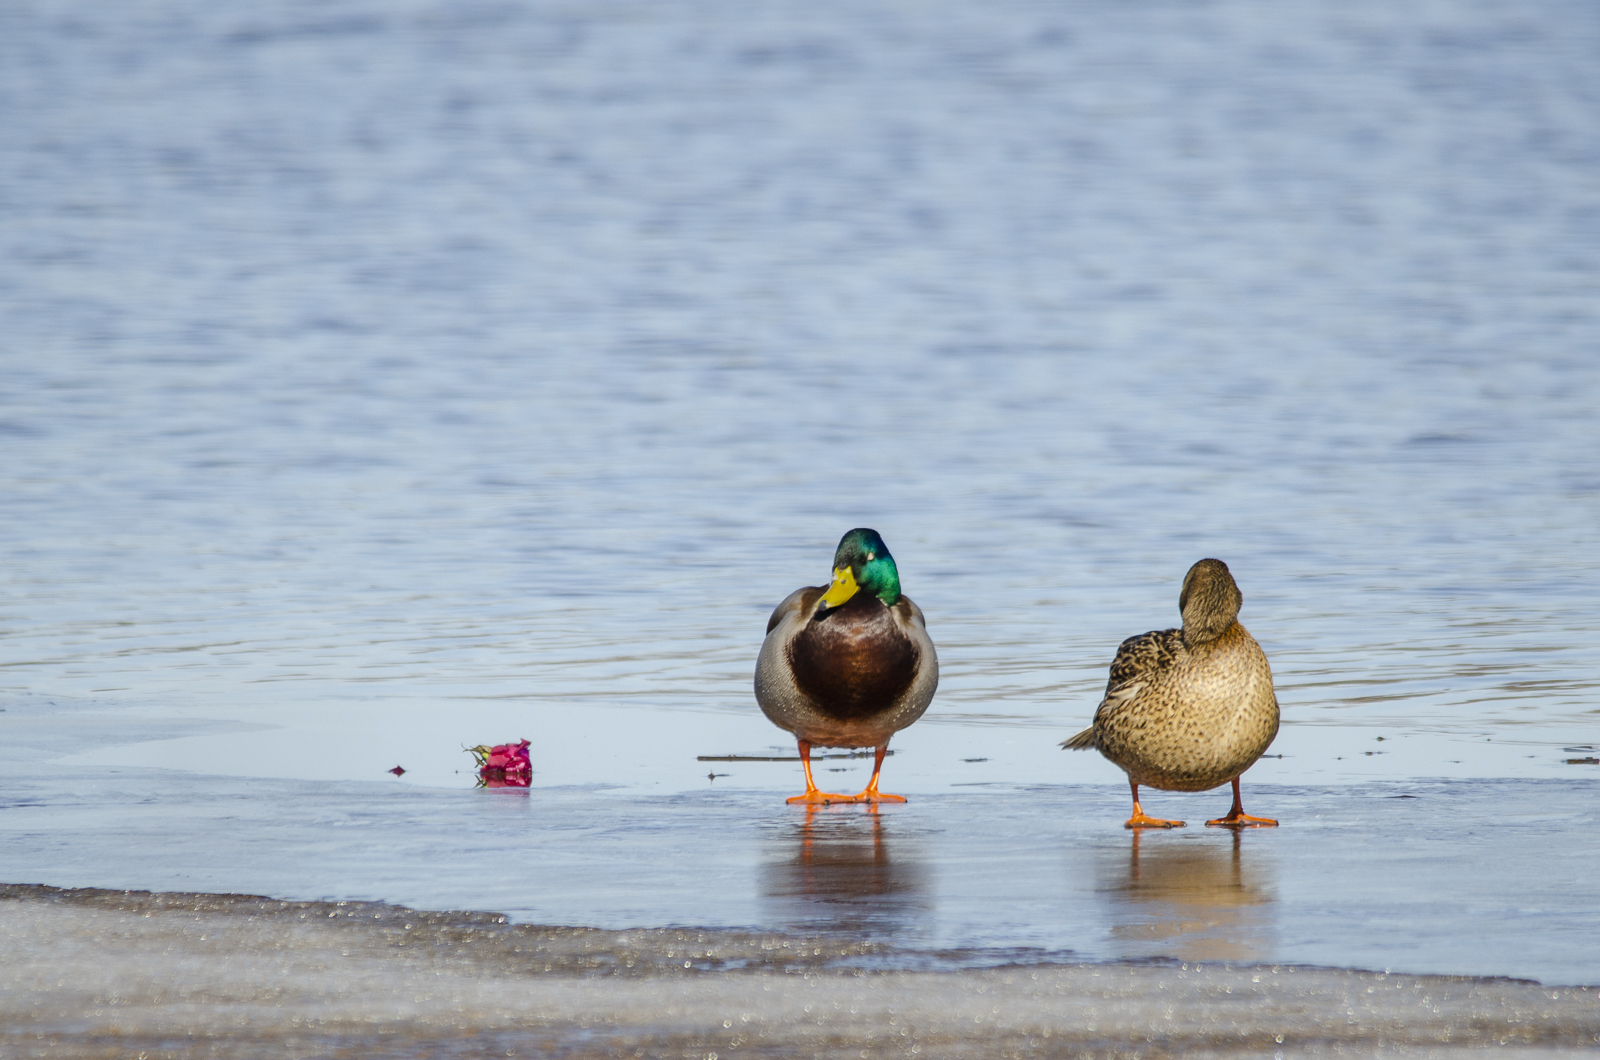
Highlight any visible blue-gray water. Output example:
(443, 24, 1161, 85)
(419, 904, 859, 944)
(2, 0, 1599, 985)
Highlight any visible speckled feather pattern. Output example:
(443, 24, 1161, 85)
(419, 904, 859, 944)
(754, 586, 938, 748)
(1066, 559, 1280, 794)
(1086, 621, 1279, 791)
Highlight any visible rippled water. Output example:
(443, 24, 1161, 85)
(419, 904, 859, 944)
(4, 0, 1598, 793)
(2, 0, 1599, 983)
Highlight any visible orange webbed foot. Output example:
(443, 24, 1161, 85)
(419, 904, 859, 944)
(850, 790, 907, 803)
(1125, 814, 1186, 829)
(1206, 812, 1278, 828)
(1207, 778, 1276, 827)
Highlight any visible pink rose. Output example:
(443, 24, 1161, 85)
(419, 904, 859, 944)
(469, 740, 532, 786)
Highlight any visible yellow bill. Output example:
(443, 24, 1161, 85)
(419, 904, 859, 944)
(819, 565, 859, 609)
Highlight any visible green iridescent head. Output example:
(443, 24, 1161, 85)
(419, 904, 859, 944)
(819, 527, 902, 609)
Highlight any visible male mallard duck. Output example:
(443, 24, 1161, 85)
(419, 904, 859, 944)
(756, 528, 938, 803)
(1063, 558, 1279, 829)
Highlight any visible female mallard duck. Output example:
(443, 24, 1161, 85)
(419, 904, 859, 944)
(1063, 558, 1279, 829)
(756, 528, 938, 803)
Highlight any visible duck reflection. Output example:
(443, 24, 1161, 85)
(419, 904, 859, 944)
(1099, 829, 1276, 962)
(759, 804, 929, 934)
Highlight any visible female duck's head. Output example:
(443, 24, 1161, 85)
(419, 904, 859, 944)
(1179, 558, 1243, 644)
(819, 528, 902, 610)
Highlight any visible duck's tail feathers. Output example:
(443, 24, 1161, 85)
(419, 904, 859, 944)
(1060, 726, 1096, 751)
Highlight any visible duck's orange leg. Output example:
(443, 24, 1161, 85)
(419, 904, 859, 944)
(1206, 776, 1278, 827)
(785, 740, 855, 804)
(1125, 779, 1185, 829)
(847, 743, 907, 803)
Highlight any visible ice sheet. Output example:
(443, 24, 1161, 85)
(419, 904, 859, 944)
(3, 704, 1597, 986)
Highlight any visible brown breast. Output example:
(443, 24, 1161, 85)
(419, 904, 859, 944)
(787, 592, 920, 719)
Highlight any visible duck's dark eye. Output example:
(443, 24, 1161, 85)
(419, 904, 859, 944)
(866, 552, 876, 561)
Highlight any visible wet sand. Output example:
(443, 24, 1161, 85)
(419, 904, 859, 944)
(4, 885, 1596, 1060)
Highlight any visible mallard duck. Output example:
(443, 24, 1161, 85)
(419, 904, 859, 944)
(755, 528, 938, 803)
(1063, 558, 1279, 829)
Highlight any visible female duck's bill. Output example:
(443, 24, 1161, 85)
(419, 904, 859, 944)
(1062, 558, 1280, 829)
(754, 528, 938, 804)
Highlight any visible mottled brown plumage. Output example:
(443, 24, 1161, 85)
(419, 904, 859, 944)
(1063, 558, 1280, 828)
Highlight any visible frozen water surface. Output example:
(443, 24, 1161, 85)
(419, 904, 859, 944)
(3, 0, 1600, 1052)
(4, 711, 1599, 984)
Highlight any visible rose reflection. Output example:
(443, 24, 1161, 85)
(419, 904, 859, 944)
(759, 805, 929, 934)
(477, 775, 531, 788)
(1099, 830, 1276, 963)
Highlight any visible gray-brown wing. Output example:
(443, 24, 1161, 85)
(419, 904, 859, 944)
(892, 596, 928, 631)
(1094, 628, 1184, 720)
(1064, 627, 1186, 750)
(766, 586, 824, 634)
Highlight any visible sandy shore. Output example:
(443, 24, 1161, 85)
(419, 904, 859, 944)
(4, 884, 1595, 1059)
